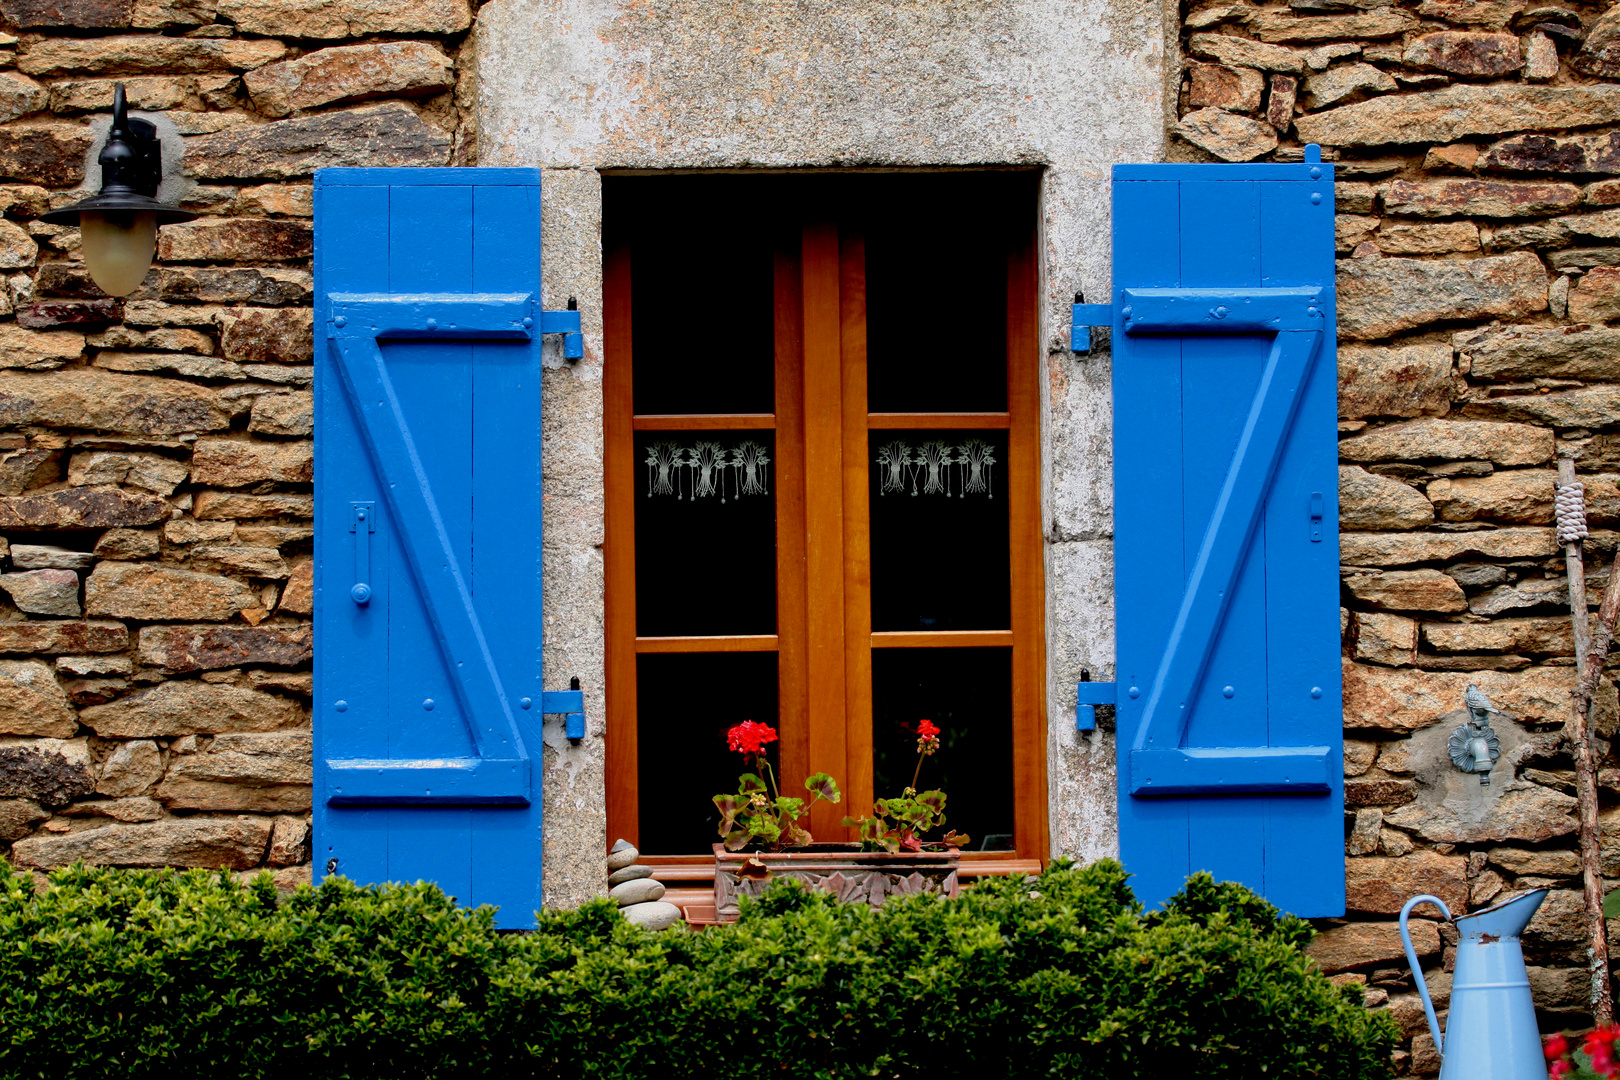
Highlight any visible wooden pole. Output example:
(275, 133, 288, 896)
(1559, 454, 1613, 1027)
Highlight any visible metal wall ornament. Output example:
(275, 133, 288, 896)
(874, 439, 997, 498)
(1448, 684, 1502, 785)
(644, 440, 771, 501)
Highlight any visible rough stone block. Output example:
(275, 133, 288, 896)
(1341, 527, 1557, 568)
(79, 679, 303, 738)
(1301, 62, 1395, 110)
(1339, 418, 1551, 467)
(1174, 107, 1278, 162)
(1187, 32, 1304, 73)
(191, 439, 312, 486)
(267, 813, 309, 865)
(0, 568, 80, 616)
(45, 265, 315, 306)
(278, 558, 311, 615)
(54, 654, 131, 677)
(0, 122, 90, 189)
(1482, 130, 1620, 175)
(156, 217, 312, 263)
(217, 307, 313, 363)
(0, 0, 132, 27)
(1415, 1, 1524, 30)
(214, 0, 470, 37)
(1455, 324, 1620, 381)
(1574, 4, 1620, 78)
(48, 74, 189, 114)
(85, 561, 257, 621)
(10, 816, 272, 870)
(1376, 221, 1479, 255)
(1384, 178, 1579, 219)
(93, 350, 248, 382)
(1338, 252, 1547, 340)
(1422, 617, 1574, 656)
(1354, 611, 1418, 666)
(233, 185, 313, 218)
(1248, 8, 1417, 41)
(1297, 85, 1620, 149)
(1266, 73, 1297, 131)
(190, 544, 288, 579)
(1187, 63, 1264, 113)
(1340, 465, 1433, 531)
(1307, 918, 1439, 973)
(137, 623, 310, 673)
(130, 0, 212, 28)
(1427, 469, 1553, 524)
(0, 621, 125, 656)
(16, 300, 127, 330)
(193, 491, 313, 520)
(1347, 850, 1468, 915)
(1463, 386, 1620, 430)
(244, 41, 454, 118)
(0, 448, 58, 495)
(96, 738, 161, 797)
(92, 528, 159, 560)
(85, 326, 213, 354)
(67, 451, 187, 496)
(17, 35, 284, 77)
(1403, 31, 1522, 76)
(183, 103, 451, 182)
(248, 392, 311, 438)
(156, 730, 311, 811)
(0, 369, 227, 435)
(1344, 661, 1609, 733)
(0, 659, 76, 737)
(0, 738, 93, 804)
(164, 519, 234, 545)
(1345, 569, 1467, 613)
(1337, 342, 1452, 420)
(1469, 575, 1572, 617)
(1490, 846, 1578, 877)
(1569, 267, 1620, 324)
(0, 797, 47, 842)
(0, 325, 81, 371)
(0, 486, 169, 530)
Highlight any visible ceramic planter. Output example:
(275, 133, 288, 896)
(712, 842, 961, 922)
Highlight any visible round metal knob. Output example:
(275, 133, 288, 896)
(350, 582, 372, 604)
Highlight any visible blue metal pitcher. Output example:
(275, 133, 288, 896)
(1399, 888, 1550, 1080)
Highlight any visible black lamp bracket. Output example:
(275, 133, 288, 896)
(40, 82, 195, 227)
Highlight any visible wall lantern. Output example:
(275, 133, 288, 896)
(40, 83, 195, 297)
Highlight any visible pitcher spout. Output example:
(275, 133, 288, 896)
(1456, 888, 1548, 940)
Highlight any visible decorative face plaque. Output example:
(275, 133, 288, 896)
(874, 439, 997, 498)
(644, 440, 771, 502)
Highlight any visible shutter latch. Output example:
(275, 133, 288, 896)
(1075, 670, 1116, 732)
(540, 297, 584, 360)
(1309, 491, 1324, 542)
(1071, 291, 1113, 355)
(541, 677, 586, 742)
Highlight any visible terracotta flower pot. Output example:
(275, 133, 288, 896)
(712, 842, 961, 922)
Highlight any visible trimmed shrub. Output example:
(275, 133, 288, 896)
(0, 857, 1396, 1079)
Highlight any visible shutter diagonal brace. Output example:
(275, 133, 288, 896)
(324, 293, 540, 804)
(1121, 287, 1331, 797)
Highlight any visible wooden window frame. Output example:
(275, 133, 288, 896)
(603, 175, 1047, 890)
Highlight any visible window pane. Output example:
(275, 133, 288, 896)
(635, 431, 776, 637)
(872, 647, 1014, 851)
(866, 176, 1008, 413)
(637, 651, 779, 855)
(869, 429, 1009, 632)
(628, 179, 775, 415)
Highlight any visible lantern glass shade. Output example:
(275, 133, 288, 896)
(79, 208, 157, 297)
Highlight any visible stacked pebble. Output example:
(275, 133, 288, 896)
(608, 838, 682, 930)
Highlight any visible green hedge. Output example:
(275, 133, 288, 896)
(0, 857, 1396, 1079)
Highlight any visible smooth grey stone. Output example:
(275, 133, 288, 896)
(609, 877, 665, 907)
(607, 838, 639, 871)
(10, 545, 94, 571)
(608, 863, 653, 887)
(622, 900, 682, 930)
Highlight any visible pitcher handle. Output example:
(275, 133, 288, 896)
(1400, 893, 1452, 1057)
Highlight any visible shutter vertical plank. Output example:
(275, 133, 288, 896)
(1112, 156, 1341, 917)
(1257, 178, 1344, 915)
(1111, 176, 1190, 907)
(316, 168, 547, 927)
(1177, 180, 1269, 895)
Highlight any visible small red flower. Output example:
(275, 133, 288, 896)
(1546, 1033, 1570, 1060)
(916, 718, 941, 755)
(726, 720, 778, 756)
(1550, 1061, 1572, 1080)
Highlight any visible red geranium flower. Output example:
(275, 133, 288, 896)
(726, 720, 778, 756)
(1546, 1033, 1570, 1060)
(916, 718, 941, 755)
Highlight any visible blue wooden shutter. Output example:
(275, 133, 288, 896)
(1108, 152, 1343, 917)
(313, 168, 564, 928)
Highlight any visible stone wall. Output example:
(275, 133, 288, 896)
(1174, 0, 1620, 1071)
(0, 0, 475, 885)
